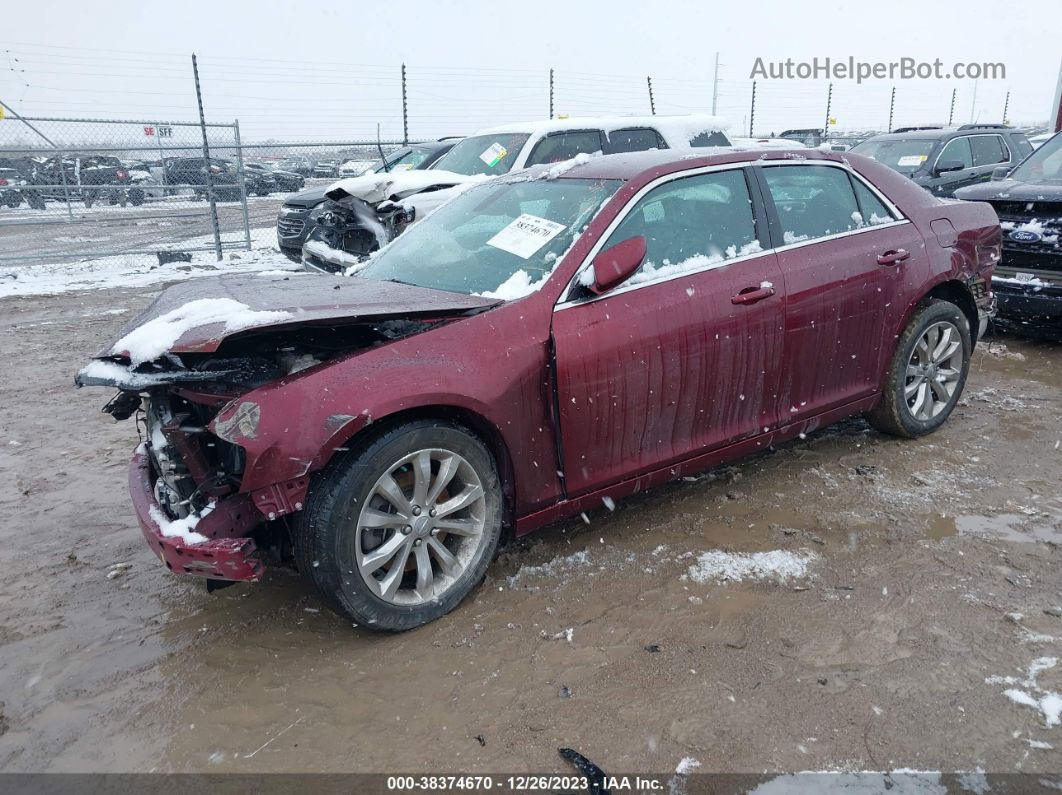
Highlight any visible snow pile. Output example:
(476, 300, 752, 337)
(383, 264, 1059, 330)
(687, 549, 817, 584)
(507, 550, 591, 589)
(76, 359, 181, 389)
(148, 504, 212, 546)
(111, 298, 293, 365)
(304, 238, 365, 269)
(531, 152, 594, 181)
(474, 269, 548, 300)
(986, 657, 1062, 728)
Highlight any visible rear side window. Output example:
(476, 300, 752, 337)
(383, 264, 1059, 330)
(762, 165, 863, 243)
(970, 135, 1008, 167)
(937, 137, 973, 169)
(607, 128, 666, 154)
(603, 168, 761, 285)
(851, 178, 896, 226)
(1012, 135, 1033, 159)
(689, 131, 731, 147)
(525, 130, 604, 166)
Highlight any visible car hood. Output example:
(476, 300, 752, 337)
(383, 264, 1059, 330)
(326, 169, 483, 205)
(954, 180, 1062, 202)
(95, 273, 500, 360)
(283, 186, 329, 208)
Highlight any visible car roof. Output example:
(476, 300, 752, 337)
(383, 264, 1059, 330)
(529, 147, 847, 182)
(861, 127, 1016, 143)
(472, 114, 729, 147)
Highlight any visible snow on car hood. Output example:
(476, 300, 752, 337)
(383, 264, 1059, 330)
(96, 273, 500, 360)
(326, 169, 485, 205)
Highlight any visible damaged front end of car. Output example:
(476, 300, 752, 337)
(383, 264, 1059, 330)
(301, 172, 473, 273)
(76, 274, 499, 585)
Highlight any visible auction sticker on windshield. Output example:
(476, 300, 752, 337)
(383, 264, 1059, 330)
(479, 143, 508, 167)
(897, 155, 928, 167)
(486, 213, 566, 259)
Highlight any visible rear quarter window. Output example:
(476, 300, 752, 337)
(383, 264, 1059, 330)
(762, 165, 864, 243)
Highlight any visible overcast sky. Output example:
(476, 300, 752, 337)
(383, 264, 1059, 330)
(1, 0, 1059, 144)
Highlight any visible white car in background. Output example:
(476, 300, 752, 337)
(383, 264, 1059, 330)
(306, 114, 734, 270)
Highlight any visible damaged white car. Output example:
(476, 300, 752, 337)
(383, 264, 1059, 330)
(301, 113, 732, 272)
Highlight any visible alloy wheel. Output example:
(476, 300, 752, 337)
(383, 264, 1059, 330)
(353, 448, 487, 606)
(903, 320, 963, 422)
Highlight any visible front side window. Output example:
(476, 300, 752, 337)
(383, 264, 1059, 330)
(356, 177, 620, 297)
(601, 168, 761, 286)
(937, 137, 973, 170)
(1008, 132, 1062, 184)
(970, 135, 1008, 167)
(762, 165, 862, 243)
(607, 128, 665, 153)
(851, 138, 934, 175)
(430, 133, 530, 176)
(525, 131, 605, 166)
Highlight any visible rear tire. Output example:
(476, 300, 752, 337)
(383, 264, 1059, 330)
(293, 420, 503, 632)
(867, 300, 971, 438)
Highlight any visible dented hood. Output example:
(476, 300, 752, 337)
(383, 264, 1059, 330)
(98, 273, 499, 359)
(326, 169, 483, 205)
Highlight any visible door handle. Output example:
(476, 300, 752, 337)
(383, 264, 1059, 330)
(877, 248, 910, 266)
(731, 285, 776, 305)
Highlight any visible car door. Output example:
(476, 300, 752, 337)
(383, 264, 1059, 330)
(757, 162, 917, 422)
(969, 134, 1011, 184)
(552, 167, 784, 496)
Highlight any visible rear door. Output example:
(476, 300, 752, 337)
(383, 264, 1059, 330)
(552, 167, 784, 496)
(757, 162, 920, 422)
(524, 130, 606, 166)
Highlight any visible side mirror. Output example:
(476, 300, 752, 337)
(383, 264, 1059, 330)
(935, 160, 965, 175)
(991, 165, 1011, 181)
(588, 236, 647, 295)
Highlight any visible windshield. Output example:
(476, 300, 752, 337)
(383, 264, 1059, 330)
(373, 147, 435, 173)
(356, 177, 621, 297)
(429, 133, 530, 176)
(1009, 132, 1062, 184)
(851, 138, 935, 175)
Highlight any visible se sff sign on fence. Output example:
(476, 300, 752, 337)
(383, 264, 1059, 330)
(143, 125, 174, 138)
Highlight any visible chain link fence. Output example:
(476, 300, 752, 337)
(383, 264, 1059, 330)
(0, 112, 411, 266)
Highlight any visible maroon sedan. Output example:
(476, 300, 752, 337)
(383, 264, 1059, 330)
(78, 149, 1000, 631)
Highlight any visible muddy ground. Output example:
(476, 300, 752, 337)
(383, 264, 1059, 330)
(0, 282, 1060, 777)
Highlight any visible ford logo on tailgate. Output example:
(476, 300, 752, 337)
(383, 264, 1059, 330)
(1009, 229, 1042, 243)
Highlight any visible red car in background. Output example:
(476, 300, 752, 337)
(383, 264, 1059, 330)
(78, 149, 1000, 631)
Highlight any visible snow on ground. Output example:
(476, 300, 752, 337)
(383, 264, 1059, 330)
(686, 549, 818, 584)
(986, 657, 1062, 728)
(506, 550, 591, 589)
(0, 226, 298, 299)
(110, 298, 293, 365)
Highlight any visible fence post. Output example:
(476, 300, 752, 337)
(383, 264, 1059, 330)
(711, 52, 720, 116)
(824, 82, 833, 141)
(1002, 90, 1010, 124)
(948, 88, 956, 126)
(401, 63, 409, 145)
(233, 119, 252, 252)
(749, 81, 757, 136)
(887, 86, 895, 133)
(549, 68, 554, 119)
(191, 53, 223, 262)
(647, 76, 656, 115)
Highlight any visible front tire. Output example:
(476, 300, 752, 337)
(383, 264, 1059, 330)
(294, 420, 503, 632)
(867, 300, 971, 438)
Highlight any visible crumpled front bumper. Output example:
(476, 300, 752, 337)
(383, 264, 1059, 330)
(128, 449, 266, 582)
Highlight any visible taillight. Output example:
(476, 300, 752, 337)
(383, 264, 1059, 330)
(0, 178, 8, 186)
(116, 168, 129, 180)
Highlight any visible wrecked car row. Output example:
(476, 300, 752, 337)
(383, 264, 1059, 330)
(80, 147, 999, 631)
(294, 114, 734, 273)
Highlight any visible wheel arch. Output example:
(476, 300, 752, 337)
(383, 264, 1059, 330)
(324, 405, 518, 539)
(898, 278, 979, 350)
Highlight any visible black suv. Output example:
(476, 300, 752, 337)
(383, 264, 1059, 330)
(955, 131, 1062, 330)
(851, 124, 1033, 198)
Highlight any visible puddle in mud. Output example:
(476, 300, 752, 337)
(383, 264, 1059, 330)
(926, 512, 1062, 543)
